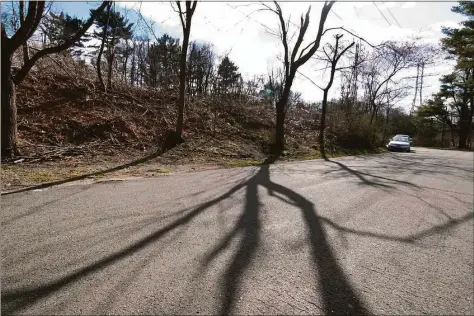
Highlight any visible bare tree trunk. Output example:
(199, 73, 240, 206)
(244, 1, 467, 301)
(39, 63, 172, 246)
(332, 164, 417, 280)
(175, 1, 197, 137)
(411, 63, 419, 113)
(1, 53, 19, 158)
(458, 119, 469, 149)
(19, 1, 30, 65)
(275, 78, 293, 154)
(451, 125, 456, 147)
(176, 26, 190, 136)
(319, 90, 329, 158)
(130, 42, 136, 86)
(106, 9, 117, 91)
(369, 102, 377, 124)
(107, 52, 114, 90)
(466, 95, 474, 149)
(122, 39, 129, 82)
(97, 2, 111, 91)
(441, 119, 445, 147)
(382, 106, 390, 145)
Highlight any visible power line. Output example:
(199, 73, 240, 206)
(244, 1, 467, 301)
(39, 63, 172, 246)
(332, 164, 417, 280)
(226, 3, 277, 38)
(332, 10, 342, 21)
(373, 2, 392, 27)
(382, 1, 402, 28)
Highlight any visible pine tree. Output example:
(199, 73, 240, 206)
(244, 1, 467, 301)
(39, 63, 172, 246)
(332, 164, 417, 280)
(147, 34, 181, 89)
(42, 12, 91, 49)
(92, 5, 133, 90)
(217, 56, 240, 95)
(438, 1, 474, 148)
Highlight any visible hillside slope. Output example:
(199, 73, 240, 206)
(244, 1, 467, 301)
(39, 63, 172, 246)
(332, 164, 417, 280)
(13, 60, 320, 165)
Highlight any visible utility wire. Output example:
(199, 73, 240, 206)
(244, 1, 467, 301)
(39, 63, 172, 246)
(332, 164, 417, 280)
(382, 1, 402, 28)
(226, 3, 277, 38)
(373, 2, 392, 26)
(332, 10, 342, 21)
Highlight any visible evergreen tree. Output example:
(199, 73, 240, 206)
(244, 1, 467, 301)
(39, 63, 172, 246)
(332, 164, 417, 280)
(435, 1, 474, 148)
(91, 5, 134, 89)
(147, 34, 181, 89)
(217, 56, 240, 94)
(41, 12, 90, 56)
(187, 42, 215, 95)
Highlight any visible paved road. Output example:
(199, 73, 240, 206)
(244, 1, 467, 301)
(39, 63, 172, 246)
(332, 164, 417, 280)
(2, 148, 473, 315)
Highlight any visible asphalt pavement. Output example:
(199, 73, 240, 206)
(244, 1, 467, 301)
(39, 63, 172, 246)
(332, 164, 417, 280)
(2, 147, 473, 315)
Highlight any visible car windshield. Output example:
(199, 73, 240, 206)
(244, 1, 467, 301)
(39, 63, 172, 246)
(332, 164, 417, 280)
(393, 136, 409, 142)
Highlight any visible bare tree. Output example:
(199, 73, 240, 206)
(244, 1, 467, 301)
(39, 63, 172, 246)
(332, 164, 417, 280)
(174, 0, 197, 140)
(1, 1, 109, 158)
(318, 35, 355, 159)
(265, 1, 335, 154)
(361, 41, 417, 125)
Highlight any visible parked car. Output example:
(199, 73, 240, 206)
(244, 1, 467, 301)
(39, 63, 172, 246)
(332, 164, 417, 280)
(398, 134, 413, 145)
(387, 135, 411, 152)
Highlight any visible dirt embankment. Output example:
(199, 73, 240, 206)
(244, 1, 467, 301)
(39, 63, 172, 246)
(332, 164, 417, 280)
(3, 60, 323, 190)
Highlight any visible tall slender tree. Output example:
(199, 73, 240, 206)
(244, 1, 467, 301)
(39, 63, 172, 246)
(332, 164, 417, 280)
(318, 35, 355, 159)
(174, 0, 197, 141)
(92, 3, 134, 91)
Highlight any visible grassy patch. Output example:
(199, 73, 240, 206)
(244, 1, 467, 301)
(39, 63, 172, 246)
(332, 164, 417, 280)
(224, 159, 265, 168)
(1, 164, 93, 188)
(291, 148, 322, 161)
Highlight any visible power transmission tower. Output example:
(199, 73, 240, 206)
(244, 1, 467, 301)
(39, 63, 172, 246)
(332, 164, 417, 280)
(411, 63, 420, 115)
(419, 61, 425, 107)
(351, 41, 360, 103)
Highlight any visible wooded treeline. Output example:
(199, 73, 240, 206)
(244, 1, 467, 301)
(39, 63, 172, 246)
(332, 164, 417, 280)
(1, 1, 473, 158)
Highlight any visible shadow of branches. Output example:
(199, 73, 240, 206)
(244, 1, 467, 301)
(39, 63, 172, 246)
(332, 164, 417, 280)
(2, 155, 472, 315)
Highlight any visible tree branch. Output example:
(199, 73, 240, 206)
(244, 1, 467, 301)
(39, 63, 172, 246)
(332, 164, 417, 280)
(7, 1, 43, 53)
(176, 1, 185, 29)
(290, 6, 311, 64)
(12, 1, 110, 84)
(25, 1, 44, 40)
(323, 26, 377, 48)
(273, 1, 290, 79)
(293, 1, 335, 69)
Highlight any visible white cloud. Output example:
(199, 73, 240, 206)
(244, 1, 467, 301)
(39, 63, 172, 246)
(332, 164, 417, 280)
(118, 1, 461, 109)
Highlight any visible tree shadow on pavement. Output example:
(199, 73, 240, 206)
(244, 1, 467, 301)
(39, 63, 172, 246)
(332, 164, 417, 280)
(324, 159, 420, 189)
(198, 156, 368, 315)
(3, 156, 473, 315)
(258, 163, 369, 315)
(0, 175, 252, 314)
